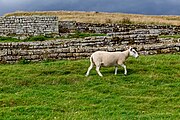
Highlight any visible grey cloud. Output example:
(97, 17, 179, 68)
(1, 0, 180, 16)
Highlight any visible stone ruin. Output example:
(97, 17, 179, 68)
(0, 16, 179, 63)
(0, 16, 59, 37)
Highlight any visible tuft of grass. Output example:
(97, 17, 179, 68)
(25, 36, 47, 41)
(0, 33, 106, 42)
(0, 36, 48, 42)
(0, 54, 180, 119)
(60, 32, 106, 39)
(0, 36, 21, 42)
(159, 34, 180, 39)
(121, 17, 133, 24)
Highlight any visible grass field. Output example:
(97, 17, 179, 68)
(0, 54, 180, 119)
(5, 11, 180, 25)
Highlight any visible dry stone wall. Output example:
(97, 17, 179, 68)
(59, 21, 180, 35)
(0, 16, 180, 37)
(0, 36, 179, 63)
(0, 16, 179, 63)
(0, 16, 59, 36)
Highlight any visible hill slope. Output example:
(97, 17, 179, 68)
(0, 54, 180, 119)
(5, 11, 180, 25)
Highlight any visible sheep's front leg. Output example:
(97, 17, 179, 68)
(121, 64, 127, 75)
(115, 66, 118, 75)
(96, 66, 103, 77)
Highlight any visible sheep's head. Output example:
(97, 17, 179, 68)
(129, 47, 139, 58)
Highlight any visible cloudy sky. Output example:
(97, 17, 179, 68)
(0, 0, 180, 16)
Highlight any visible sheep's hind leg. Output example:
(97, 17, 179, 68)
(115, 66, 118, 75)
(85, 63, 94, 76)
(120, 64, 127, 75)
(96, 66, 103, 77)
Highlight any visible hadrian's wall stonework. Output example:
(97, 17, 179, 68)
(0, 16, 179, 63)
(0, 16, 59, 36)
(0, 36, 179, 63)
(59, 21, 180, 35)
(1, 16, 180, 36)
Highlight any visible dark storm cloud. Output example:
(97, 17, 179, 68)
(1, 0, 180, 16)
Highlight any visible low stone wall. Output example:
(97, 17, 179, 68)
(0, 16, 179, 63)
(0, 16, 59, 36)
(59, 21, 180, 35)
(0, 36, 179, 63)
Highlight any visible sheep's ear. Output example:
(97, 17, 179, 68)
(128, 46, 132, 51)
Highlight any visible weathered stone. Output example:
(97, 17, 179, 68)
(62, 48, 70, 53)
(0, 16, 58, 36)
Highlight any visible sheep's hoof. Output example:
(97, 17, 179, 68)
(124, 74, 127, 76)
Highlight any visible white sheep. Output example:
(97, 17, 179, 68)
(85, 46, 139, 77)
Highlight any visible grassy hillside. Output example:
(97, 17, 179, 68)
(5, 11, 180, 25)
(0, 54, 180, 119)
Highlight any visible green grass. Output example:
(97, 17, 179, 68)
(0, 36, 48, 42)
(0, 54, 180, 120)
(0, 36, 21, 42)
(159, 34, 180, 39)
(60, 32, 106, 39)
